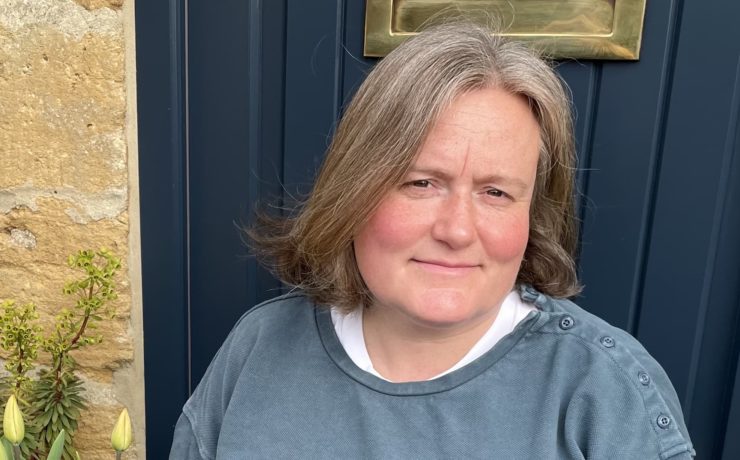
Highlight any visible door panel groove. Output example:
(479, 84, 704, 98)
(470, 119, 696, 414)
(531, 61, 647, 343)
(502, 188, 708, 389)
(687, 53, 740, 430)
(629, 0, 684, 338)
(575, 63, 601, 256)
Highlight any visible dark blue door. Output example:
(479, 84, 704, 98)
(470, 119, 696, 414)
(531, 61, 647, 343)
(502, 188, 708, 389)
(137, 1, 740, 458)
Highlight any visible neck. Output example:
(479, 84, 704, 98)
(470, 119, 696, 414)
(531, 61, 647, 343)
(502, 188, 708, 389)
(362, 304, 500, 383)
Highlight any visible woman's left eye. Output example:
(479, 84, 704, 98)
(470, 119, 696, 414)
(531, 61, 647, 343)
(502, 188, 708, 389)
(486, 188, 506, 198)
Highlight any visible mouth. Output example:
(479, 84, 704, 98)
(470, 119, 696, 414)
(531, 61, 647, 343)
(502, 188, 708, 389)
(411, 259, 479, 275)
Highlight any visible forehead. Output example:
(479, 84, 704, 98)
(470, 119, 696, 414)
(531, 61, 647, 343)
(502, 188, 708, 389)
(411, 88, 541, 176)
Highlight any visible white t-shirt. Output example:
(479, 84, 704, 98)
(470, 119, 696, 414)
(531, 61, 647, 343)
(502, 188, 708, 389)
(330, 290, 537, 382)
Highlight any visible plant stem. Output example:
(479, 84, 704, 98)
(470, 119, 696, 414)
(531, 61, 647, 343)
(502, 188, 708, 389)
(69, 281, 94, 350)
(54, 288, 93, 392)
(68, 313, 90, 350)
(12, 444, 21, 460)
(15, 346, 24, 391)
(116, 451, 122, 460)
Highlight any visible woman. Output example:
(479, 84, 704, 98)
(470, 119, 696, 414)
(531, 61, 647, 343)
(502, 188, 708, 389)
(170, 22, 695, 459)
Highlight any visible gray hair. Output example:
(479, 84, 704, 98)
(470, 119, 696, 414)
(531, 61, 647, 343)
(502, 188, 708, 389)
(248, 21, 581, 311)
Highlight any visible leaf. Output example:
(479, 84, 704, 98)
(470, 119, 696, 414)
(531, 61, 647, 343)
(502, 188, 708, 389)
(46, 429, 65, 460)
(0, 438, 11, 460)
(65, 407, 80, 419)
(59, 415, 71, 432)
(38, 410, 52, 426)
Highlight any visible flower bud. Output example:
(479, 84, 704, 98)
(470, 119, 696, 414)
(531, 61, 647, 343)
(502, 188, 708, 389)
(2, 395, 24, 445)
(111, 408, 132, 452)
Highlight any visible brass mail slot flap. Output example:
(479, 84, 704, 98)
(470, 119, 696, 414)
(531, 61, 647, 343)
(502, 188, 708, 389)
(365, 0, 647, 60)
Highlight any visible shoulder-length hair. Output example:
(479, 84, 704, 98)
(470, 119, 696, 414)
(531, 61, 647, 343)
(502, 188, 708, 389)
(248, 21, 581, 312)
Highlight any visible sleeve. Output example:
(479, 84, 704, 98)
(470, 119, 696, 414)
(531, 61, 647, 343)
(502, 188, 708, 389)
(169, 412, 207, 460)
(562, 339, 696, 460)
(166, 308, 262, 459)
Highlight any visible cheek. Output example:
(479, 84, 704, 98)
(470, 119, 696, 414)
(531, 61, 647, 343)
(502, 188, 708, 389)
(355, 197, 426, 254)
(354, 198, 426, 295)
(480, 212, 530, 262)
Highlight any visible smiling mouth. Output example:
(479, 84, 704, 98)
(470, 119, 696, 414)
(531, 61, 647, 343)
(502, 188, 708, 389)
(412, 259, 479, 275)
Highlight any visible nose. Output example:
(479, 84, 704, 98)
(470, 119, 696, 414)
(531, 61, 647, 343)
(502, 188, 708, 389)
(430, 193, 476, 249)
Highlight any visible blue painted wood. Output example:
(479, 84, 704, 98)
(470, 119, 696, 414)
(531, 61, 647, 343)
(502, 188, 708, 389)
(282, 0, 347, 193)
(187, 0, 289, 386)
(253, 0, 288, 300)
(637, 2, 740, 455)
(704, 65, 740, 456)
(716, 57, 740, 460)
(135, 0, 189, 457)
(723, 343, 740, 460)
(643, 15, 740, 452)
(187, 0, 256, 387)
(258, 0, 288, 209)
(575, 0, 681, 332)
(556, 62, 600, 240)
(340, 0, 376, 106)
(137, 0, 740, 455)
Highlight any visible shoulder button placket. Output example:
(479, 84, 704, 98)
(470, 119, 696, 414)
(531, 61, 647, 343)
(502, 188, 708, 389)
(599, 336, 615, 348)
(559, 316, 575, 330)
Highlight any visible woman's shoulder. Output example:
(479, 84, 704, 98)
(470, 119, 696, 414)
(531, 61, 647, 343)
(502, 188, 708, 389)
(199, 291, 321, 373)
(516, 285, 695, 458)
(230, 291, 315, 334)
(522, 286, 666, 378)
(189, 291, 317, 383)
(173, 292, 320, 459)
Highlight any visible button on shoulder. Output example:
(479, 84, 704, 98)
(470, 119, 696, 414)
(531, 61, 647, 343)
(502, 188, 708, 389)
(519, 289, 695, 458)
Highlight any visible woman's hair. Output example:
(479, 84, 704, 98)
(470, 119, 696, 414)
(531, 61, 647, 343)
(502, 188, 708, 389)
(248, 21, 581, 311)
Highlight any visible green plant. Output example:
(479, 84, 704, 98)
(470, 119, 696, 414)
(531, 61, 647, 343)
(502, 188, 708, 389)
(0, 301, 41, 399)
(0, 402, 69, 460)
(0, 249, 124, 459)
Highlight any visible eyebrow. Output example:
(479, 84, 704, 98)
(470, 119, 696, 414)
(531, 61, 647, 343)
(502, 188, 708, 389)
(407, 167, 531, 194)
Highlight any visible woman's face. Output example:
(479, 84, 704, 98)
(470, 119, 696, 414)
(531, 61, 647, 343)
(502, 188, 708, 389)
(354, 87, 541, 331)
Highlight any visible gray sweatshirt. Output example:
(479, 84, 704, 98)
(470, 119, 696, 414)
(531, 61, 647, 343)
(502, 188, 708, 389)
(170, 287, 695, 459)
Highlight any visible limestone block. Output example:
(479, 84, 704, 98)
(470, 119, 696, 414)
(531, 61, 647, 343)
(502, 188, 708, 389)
(0, 197, 129, 296)
(75, 0, 124, 11)
(0, 0, 126, 193)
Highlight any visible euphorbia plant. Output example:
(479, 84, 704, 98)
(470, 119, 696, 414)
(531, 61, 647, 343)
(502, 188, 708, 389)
(0, 249, 125, 459)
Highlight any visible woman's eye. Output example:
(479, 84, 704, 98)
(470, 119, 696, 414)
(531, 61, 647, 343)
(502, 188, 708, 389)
(409, 180, 431, 188)
(486, 188, 505, 198)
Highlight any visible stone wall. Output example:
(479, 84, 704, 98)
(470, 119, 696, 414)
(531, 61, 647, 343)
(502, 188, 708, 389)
(0, 0, 143, 458)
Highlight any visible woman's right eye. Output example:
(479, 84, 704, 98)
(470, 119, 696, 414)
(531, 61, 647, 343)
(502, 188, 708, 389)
(408, 180, 430, 188)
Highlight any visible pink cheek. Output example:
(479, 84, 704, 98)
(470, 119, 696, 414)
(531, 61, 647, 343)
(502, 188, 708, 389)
(480, 216, 530, 261)
(354, 199, 425, 292)
(359, 199, 426, 251)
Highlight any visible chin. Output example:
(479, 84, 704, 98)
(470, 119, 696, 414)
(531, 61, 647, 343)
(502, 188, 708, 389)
(409, 294, 484, 328)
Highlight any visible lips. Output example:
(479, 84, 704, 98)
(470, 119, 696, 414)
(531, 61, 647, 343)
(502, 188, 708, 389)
(412, 259, 479, 275)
